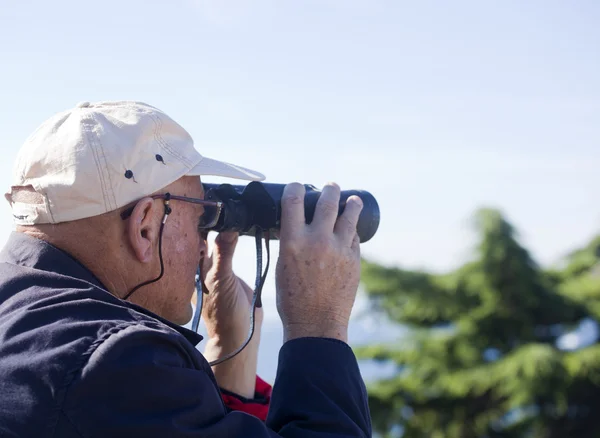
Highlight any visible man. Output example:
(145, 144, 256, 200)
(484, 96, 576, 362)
(0, 101, 371, 437)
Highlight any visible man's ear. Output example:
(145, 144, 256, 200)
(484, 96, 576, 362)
(126, 198, 160, 263)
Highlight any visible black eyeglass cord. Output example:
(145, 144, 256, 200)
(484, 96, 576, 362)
(192, 230, 270, 366)
(123, 192, 270, 366)
(123, 194, 172, 301)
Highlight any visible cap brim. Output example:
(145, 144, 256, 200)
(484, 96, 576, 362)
(187, 156, 265, 181)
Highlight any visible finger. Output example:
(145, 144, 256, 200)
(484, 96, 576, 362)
(334, 195, 363, 245)
(311, 182, 341, 234)
(211, 232, 239, 274)
(351, 232, 361, 254)
(199, 233, 213, 280)
(279, 183, 306, 240)
(199, 250, 212, 284)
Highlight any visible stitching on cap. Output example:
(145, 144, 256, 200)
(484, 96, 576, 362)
(149, 113, 193, 166)
(151, 114, 176, 159)
(82, 113, 110, 211)
(43, 189, 55, 223)
(126, 104, 193, 168)
(93, 119, 116, 210)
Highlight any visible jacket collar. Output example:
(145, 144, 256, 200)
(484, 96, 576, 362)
(0, 232, 204, 346)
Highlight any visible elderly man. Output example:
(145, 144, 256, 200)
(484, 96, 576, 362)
(0, 101, 371, 437)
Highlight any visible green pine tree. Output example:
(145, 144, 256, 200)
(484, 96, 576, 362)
(357, 208, 600, 438)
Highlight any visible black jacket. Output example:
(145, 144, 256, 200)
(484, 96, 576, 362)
(0, 232, 371, 437)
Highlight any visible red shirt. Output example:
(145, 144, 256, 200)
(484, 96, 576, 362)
(221, 376, 272, 421)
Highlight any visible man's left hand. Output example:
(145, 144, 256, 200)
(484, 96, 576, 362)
(199, 231, 263, 398)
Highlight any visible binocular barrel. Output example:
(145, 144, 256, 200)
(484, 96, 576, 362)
(202, 182, 380, 243)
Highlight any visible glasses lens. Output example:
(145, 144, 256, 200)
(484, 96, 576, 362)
(198, 203, 221, 229)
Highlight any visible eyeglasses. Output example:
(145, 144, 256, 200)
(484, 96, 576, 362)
(120, 194, 223, 229)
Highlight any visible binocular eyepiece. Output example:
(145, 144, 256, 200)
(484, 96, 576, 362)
(202, 182, 380, 243)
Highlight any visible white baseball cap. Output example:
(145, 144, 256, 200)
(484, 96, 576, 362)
(6, 101, 265, 225)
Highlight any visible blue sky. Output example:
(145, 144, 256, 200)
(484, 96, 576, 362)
(1, 1, 599, 379)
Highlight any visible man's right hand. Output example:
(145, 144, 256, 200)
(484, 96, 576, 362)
(276, 182, 364, 343)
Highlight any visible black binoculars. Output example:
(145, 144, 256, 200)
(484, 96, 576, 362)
(202, 182, 380, 243)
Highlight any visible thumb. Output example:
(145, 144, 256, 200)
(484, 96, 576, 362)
(212, 231, 239, 274)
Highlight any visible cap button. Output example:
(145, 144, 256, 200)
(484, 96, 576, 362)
(76, 101, 91, 108)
